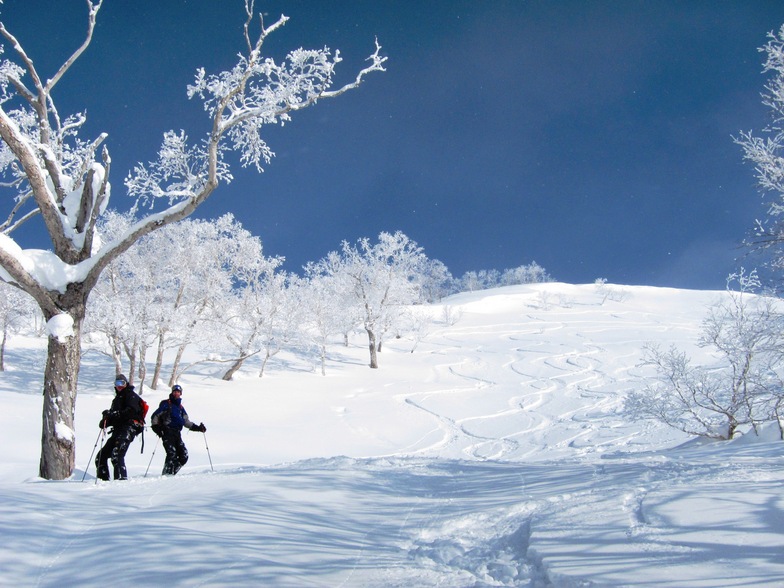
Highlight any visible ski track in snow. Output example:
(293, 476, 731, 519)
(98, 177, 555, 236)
(400, 304, 665, 462)
(4, 284, 784, 587)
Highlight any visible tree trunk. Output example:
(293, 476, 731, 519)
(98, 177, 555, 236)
(366, 327, 378, 369)
(169, 343, 187, 387)
(38, 311, 83, 480)
(123, 339, 138, 385)
(222, 356, 246, 381)
(222, 344, 249, 381)
(136, 342, 149, 395)
(258, 351, 269, 378)
(0, 325, 6, 371)
(111, 336, 122, 375)
(151, 331, 166, 390)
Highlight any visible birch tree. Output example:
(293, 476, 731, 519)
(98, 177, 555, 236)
(626, 271, 784, 440)
(0, 1, 385, 479)
(737, 24, 784, 275)
(324, 231, 428, 369)
(86, 213, 251, 388)
(216, 257, 299, 381)
(300, 268, 355, 375)
(0, 280, 35, 370)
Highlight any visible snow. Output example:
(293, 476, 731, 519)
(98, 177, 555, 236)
(53, 421, 74, 443)
(1, 282, 783, 587)
(0, 236, 94, 294)
(46, 312, 74, 342)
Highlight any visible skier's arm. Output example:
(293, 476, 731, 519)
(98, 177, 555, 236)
(182, 409, 205, 432)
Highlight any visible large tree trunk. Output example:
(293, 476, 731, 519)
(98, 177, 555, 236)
(38, 310, 83, 480)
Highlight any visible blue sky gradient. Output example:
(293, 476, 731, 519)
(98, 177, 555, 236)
(4, 1, 784, 288)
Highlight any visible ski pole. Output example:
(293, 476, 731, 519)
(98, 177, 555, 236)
(81, 426, 105, 482)
(93, 423, 107, 485)
(144, 435, 160, 478)
(203, 432, 214, 472)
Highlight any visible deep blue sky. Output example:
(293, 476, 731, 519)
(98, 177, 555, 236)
(5, 1, 784, 289)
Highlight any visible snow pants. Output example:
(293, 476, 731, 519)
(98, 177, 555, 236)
(161, 429, 189, 476)
(96, 425, 138, 480)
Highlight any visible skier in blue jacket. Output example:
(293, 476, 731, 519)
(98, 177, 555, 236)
(150, 384, 206, 476)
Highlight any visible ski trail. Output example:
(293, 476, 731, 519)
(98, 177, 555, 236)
(400, 293, 690, 462)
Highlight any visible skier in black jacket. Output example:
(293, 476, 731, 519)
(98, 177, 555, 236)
(151, 384, 206, 476)
(95, 374, 145, 481)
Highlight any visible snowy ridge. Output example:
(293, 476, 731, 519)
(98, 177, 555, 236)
(1, 283, 783, 586)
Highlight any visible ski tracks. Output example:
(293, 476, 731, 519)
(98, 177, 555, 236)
(401, 301, 675, 462)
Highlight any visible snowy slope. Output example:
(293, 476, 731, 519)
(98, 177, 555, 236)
(1, 283, 783, 587)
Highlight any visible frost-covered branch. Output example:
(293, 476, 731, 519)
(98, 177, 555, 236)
(627, 272, 784, 440)
(44, 1, 103, 95)
(118, 7, 384, 285)
(103, 17, 382, 297)
(0, 1, 110, 263)
(736, 24, 784, 272)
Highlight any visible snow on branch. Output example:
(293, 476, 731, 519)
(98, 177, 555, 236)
(736, 24, 784, 267)
(126, 9, 386, 211)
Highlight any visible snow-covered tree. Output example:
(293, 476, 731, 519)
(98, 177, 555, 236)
(626, 271, 784, 440)
(162, 215, 265, 386)
(81, 215, 136, 375)
(306, 250, 364, 348)
(87, 212, 166, 390)
(459, 269, 501, 292)
(0, 2, 385, 479)
(500, 262, 553, 286)
(456, 263, 553, 294)
(736, 24, 784, 276)
(299, 268, 352, 375)
(214, 255, 293, 381)
(0, 280, 35, 370)
(417, 258, 453, 303)
(320, 231, 428, 369)
(86, 213, 254, 389)
(250, 270, 302, 378)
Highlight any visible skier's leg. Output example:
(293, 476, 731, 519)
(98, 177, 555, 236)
(161, 433, 178, 475)
(95, 433, 116, 481)
(110, 427, 135, 480)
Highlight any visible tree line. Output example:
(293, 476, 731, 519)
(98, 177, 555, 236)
(0, 217, 552, 381)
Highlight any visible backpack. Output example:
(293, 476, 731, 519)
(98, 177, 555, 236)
(139, 398, 150, 424)
(150, 401, 171, 436)
(131, 394, 150, 453)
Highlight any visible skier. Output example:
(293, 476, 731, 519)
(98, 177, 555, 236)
(150, 384, 206, 476)
(96, 374, 145, 481)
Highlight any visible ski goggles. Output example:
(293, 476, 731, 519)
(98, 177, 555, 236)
(114, 379, 127, 387)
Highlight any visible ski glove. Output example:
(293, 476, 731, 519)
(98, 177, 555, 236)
(191, 423, 206, 433)
(151, 424, 164, 437)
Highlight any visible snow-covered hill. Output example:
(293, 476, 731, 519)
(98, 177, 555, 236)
(1, 283, 782, 587)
